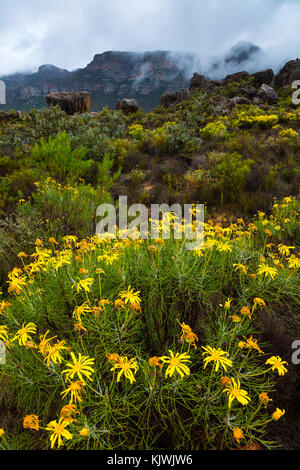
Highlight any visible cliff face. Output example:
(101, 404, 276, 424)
(0, 51, 189, 112)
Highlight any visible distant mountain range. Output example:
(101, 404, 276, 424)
(0, 42, 281, 112)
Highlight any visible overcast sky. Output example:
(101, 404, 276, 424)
(0, 0, 299, 76)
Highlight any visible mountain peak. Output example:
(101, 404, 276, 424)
(38, 64, 69, 74)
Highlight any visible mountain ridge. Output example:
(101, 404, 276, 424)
(0, 43, 298, 112)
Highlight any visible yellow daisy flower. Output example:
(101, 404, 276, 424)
(160, 350, 191, 379)
(12, 322, 37, 346)
(110, 355, 139, 384)
(62, 352, 95, 383)
(223, 377, 251, 408)
(46, 417, 72, 449)
(265, 356, 288, 376)
(202, 346, 233, 372)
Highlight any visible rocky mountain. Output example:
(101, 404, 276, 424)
(0, 51, 189, 112)
(1, 43, 299, 113)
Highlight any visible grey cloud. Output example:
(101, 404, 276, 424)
(0, 0, 299, 76)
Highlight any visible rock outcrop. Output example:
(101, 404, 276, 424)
(189, 73, 207, 91)
(160, 88, 190, 107)
(46, 91, 92, 115)
(241, 85, 257, 100)
(274, 59, 300, 88)
(0, 110, 22, 121)
(258, 84, 278, 104)
(228, 96, 251, 109)
(115, 98, 139, 114)
(222, 71, 249, 85)
(251, 69, 274, 87)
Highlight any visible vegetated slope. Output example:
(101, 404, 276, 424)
(0, 196, 299, 450)
(0, 62, 299, 450)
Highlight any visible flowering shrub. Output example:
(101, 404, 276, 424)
(0, 196, 298, 450)
(233, 111, 279, 128)
(200, 121, 228, 138)
(278, 128, 298, 139)
(128, 124, 147, 141)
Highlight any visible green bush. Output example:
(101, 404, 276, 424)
(30, 132, 93, 183)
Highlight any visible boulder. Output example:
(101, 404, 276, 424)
(274, 59, 300, 88)
(222, 71, 249, 85)
(0, 110, 22, 121)
(189, 73, 207, 91)
(258, 84, 278, 104)
(241, 85, 257, 100)
(251, 69, 274, 87)
(206, 79, 222, 92)
(160, 88, 190, 108)
(228, 96, 251, 109)
(115, 98, 138, 114)
(46, 91, 91, 115)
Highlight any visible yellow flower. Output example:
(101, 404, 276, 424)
(223, 377, 251, 408)
(240, 306, 251, 319)
(72, 277, 94, 293)
(45, 340, 68, 367)
(106, 352, 121, 363)
(0, 325, 9, 342)
(177, 319, 198, 348)
(272, 408, 285, 421)
(149, 356, 162, 368)
(23, 414, 39, 431)
(12, 322, 37, 346)
(185, 331, 199, 349)
(253, 297, 266, 310)
(277, 244, 295, 257)
(230, 315, 242, 323)
(60, 404, 79, 422)
(202, 346, 233, 372)
(46, 417, 73, 449)
(114, 299, 125, 309)
(49, 237, 58, 245)
(224, 298, 232, 309)
(110, 355, 139, 384)
(102, 252, 120, 265)
(220, 376, 232, 388)
(17, 251, 27, 258)
(287, 256, 300, 269)
(38, 330, 57, 356)
(233, 427, 244, 444)
(7, 275, 28, 295)
(216, 241, 233, 253)
(259, 392, 272, 407)
(265, 356, 288, 376)
(160, 350, 191, 379)
(243, 336, 263, 354)
(119, 286, 141, 308)
(60, 381, 85, 403)
(257, 263, 278, 280)
(233, 263, 248, 274)
(0, 300, 11, 315)
(62, 352, 95, 383)
(79, 268, 89, 275)
(177, 319, 192, 336)
(238, 341, 245, 348)
(80, 428, 90, 437)
(73, 302, 92, 322)
(98, 299, 111, 310)
(0, 429, 5, 437)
